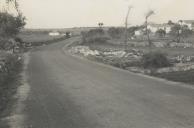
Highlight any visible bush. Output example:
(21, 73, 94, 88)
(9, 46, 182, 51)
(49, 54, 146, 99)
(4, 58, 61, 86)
(81, 29, 109, 44)
(0, 12, 25, 50)
(141, 52, 172, 69)
(0, 12, 25, 37)
(107, 27, 124, 39)
(155, 29, 166, 37)
(0, 54, 22, 113)
(0, 54, 22, 83)
(87, 36, 109, 44)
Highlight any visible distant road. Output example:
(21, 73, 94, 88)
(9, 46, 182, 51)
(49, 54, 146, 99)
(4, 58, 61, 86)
(13, 37, 194, 128)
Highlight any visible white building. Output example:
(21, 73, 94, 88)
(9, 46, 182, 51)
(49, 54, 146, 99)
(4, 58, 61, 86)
(49, 31, 60, 36)
(165, 26, 172, 34)
(147, 23, 173, 34)
(182, 20, 194, 30)
(135, 30, 141, 36)
(147, 25, 158, 33)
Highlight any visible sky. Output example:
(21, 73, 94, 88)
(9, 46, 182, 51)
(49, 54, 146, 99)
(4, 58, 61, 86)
(2, 0, 193, 28)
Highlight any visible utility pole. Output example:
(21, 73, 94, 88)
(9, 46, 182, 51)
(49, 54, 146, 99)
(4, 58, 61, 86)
(124, 6, 133, 51)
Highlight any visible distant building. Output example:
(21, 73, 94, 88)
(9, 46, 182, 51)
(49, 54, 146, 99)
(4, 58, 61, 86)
(182, 20, 194, 30)
(147, 24, 158, 33)
(147, 23, 173, 34)
(134, 20, 194, 37)
(49, 31, 60, 36)
(134, 30, 141, 36)
(164, 25, 172, 34)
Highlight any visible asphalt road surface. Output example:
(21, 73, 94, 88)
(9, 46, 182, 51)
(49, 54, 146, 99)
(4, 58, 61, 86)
(11, 37, 194, 128)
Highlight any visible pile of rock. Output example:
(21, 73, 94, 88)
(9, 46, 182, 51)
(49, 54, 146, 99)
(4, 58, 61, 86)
(102, 49, 143, 59)
(171, 55, 194, 63)
(69, 46, 100, 57)
(156, 63, 194, 73)
(169, 42, 194, 48)
(128, 41, 194, 48)
(70, 46, 143, 60)
(103, 50, 126, 58)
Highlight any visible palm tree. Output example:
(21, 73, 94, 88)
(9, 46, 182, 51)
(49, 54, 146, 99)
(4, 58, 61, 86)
(124, 6, 133, 50)
(177, 20, 184, 42)
(145, 10, 154, 48)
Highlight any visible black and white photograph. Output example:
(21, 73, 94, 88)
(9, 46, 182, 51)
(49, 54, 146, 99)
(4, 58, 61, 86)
(0, 0, 194, 127)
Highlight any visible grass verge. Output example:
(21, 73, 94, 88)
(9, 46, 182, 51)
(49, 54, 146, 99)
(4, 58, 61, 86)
(152, 70, 194, 85)
(0, 54, 23, 118)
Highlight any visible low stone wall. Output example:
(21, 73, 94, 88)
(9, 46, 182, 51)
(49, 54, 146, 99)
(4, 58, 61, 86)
(69, 45, 142, 59)
(126, 63, 194, 74)
(69, 45, 194, 75)
(128, 41, 194, 48)
(156, 63, 194, 73)
(69, 46, 100, 56)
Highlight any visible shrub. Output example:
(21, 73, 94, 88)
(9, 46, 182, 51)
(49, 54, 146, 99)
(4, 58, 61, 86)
(0, 12, 25, 50)
(88, 36, 109, 44)
(0, 12, 25, 37)
(141, 52, 172, 69)
(0, 54, 22, 114)
(107, 27, 124, 39)
(155, 29, 166, 37)
(0, 38, 10, 49)
(81, 29, 109, 44)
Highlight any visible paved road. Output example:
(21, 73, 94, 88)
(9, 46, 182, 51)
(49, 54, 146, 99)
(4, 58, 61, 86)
(15, 38, 194, 128)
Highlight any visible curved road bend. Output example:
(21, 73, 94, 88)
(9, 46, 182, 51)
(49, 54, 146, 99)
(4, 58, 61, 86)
(14, 37, 194, 128)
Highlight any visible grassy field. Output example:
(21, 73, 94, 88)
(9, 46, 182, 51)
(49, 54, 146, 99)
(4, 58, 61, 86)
(153, 70, 194, 85)
(18, 27, 97, 43)
(18, 31, 63, 43)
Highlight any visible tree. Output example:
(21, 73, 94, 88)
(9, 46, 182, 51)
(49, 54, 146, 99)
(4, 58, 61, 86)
(108, 27, 124, 39)
(0, 12, 25, 37)
(0, 0, 25, 50)
(145, 10, 154, 48)
(98, 22, 104, 28)
(170, 23, 181, 42)
(81, 29, 109, 44)
(124, 6, 133, 50)
(170, 23, 193, 42)
(155, 29, 166, 38)
(181, 25, 193, 38)
(168, 20, 174, 25)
